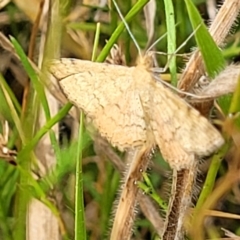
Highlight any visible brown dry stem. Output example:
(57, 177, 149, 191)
(161, 161, 197, 240)
(94, 138, 164, 237)
(110, 146, 155, 240)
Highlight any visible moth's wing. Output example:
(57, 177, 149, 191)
(93, 90, 149, 151)
(150, 82, 224, 168)
(49, 58, 133, 118)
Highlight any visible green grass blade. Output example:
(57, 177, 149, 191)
(195, 143, 229, 211)
(163, 0, 177, 86)
(92, 22, 101, 62)
(0, 74, 25, 144)
(10, 36, 51, 119)
(16, 165, 60, 216)
(229, 76, 240, 114)
(140, 172, 167, 210)
(0, 74, 21, 115)
(11, 36, 61, 160)
(75, 111, 86, 240)
(96, 0, 149, 62)
(184, 0, 225, 77)
(18, 103, 72, 159)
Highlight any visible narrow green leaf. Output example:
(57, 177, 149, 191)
(0, 75, 25, 144)
(0, 74, 21, 115)
(229, 76, 240, 114)
(92, 22, 101, 62)
(195, 143, 229, 211)
(184, 0, 225, 77)
(96, 0, 149, 62)
(75, 112, 86, 240)
(163, 0, 177, 86)
(10, 37, 51, 119)
(18, 103, 72, 159)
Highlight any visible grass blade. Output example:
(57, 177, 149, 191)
(184, 0, 225, 77)
(75, 112, 86, 240)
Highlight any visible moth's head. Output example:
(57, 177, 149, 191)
(136, 52, 154, 70)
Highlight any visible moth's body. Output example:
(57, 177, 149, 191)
(49, 55, 224, 170)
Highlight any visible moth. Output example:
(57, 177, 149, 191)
(49, 53, 224, 170)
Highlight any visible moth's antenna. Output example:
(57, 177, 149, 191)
(147, 23, 181, 53)
(174, 24, 201, 55)
(112, 0, 142, 57)
(150, 24, 202, 73)
(147, 32, 168, 53)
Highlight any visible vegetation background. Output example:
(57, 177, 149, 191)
(0, 0, 239, 239)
